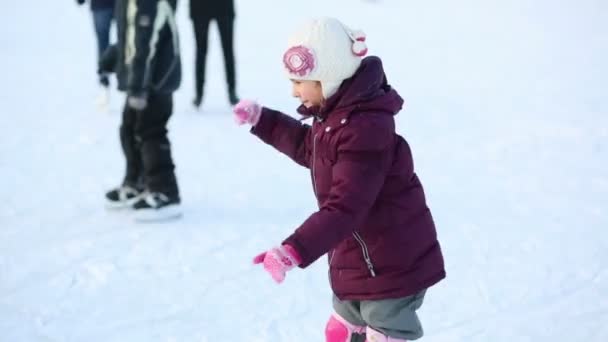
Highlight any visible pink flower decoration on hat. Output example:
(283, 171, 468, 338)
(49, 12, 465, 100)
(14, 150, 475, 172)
(283, 45, 315, 77)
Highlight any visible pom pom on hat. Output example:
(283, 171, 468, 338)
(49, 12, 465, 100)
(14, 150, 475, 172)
(352, 41, 368, 57)
(350, 30, 368, 56)
(283, 17, 369, 99)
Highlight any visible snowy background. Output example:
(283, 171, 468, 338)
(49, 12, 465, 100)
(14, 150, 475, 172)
(1, 0, 607, 341)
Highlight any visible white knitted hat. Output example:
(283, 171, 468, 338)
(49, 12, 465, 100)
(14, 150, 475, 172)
(283, 17, 368, 99)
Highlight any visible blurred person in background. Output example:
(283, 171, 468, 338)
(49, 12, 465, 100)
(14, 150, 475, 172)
(76, 0, 115, 105)
(190, 0, 240, 108)
(99, 0, 182, 221)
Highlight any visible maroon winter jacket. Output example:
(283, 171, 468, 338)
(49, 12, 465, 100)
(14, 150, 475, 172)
(252, 56, 445, 300)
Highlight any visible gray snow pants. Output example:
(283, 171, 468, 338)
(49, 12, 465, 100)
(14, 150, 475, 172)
(332, 290, 426, 341)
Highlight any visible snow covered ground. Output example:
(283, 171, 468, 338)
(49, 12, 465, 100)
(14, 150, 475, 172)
(1, 0, 607, 341)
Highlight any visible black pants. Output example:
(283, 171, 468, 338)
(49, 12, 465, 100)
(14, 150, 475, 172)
(120, 93, 179, 197)
(192, 15, 236, 98)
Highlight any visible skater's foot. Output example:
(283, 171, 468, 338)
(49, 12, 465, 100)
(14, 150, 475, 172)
(192, 94, 202, 108)
(228, 89, 239, 106)
(105, 185, 142, 209)
(96, 86, 110, 111)
(365, 327, 408, 341)
(99, 74, 110, 88)
(132, 191, 182, 222)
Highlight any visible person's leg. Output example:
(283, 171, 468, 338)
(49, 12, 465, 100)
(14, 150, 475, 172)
(329, 295, 367, 342)
(120, 99, 143, 188)
(92, 8, 113, 86)
(192, 16, 211, 106)
(134, 93, 179, 200)
(216, 15, 239, 104)
(105, 99, 144, 207)
(360, 290, 426, 341)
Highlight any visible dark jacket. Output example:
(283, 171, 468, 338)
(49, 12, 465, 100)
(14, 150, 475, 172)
(107, 0, 181, 96)
(189, 0, 235, 19)
(251, 57, 445, 300)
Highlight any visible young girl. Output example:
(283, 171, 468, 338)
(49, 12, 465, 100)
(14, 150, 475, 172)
(234, 17, 445, 341)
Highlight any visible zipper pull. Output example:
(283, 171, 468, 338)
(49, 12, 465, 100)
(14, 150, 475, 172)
(366, 261, 376, 277)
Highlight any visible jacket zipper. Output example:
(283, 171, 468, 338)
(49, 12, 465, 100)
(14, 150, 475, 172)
(353, 232, 377, 277)
(314, 130, 334, 289)
(312, 133, 319, 198)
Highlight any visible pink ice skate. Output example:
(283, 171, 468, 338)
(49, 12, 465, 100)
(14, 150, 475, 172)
(365, 327, 407, 342)
(325, 313, 366, 342)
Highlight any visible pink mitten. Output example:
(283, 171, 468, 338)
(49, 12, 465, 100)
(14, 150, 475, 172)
(252, 244, 302, 283)
(233, 99, 262, 126)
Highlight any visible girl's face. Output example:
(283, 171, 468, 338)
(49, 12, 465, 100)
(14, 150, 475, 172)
(291, 80, 324, 108)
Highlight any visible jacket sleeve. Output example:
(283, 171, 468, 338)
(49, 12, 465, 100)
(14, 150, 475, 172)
(250, 107, 311, 168)
(283, 115, 394, 267)
(126, 0, 176, 95)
